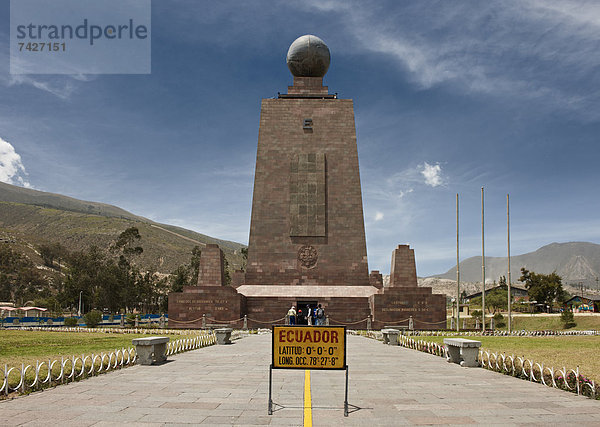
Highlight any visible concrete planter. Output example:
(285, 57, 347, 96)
(132, 336, 170, 365)
(215, 328, 233, 345)
(381, 328, 400, 345)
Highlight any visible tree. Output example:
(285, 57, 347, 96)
(470, 284, 509, 314)
(83, 309, 102, 328)
(190, 246, 201, 284)
(111, 227, 143, 259)
(493, 312, 505, 328)
(223, 256, 231, 286)
(520, 268, 565, 307)
(63, 246, 110, 312)
(39, 243, 67, 269)
(0, 274, 12, 301)
(560, 310, 576, 328)
(170, 265, 189, 293)
(240, 247, 248, 271)
(486, 286, 508, 313)
(64, 317, 78, 327)
(0, 244, 53, 304)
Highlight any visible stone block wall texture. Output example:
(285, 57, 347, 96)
(287, 76, 329, 96)
(197, 244, 225, 286)
(231, 270, 245, 288)
(371, 287, 446, 330)
(369, 270, 383, 290)
(245, 78, 369, 287)
(168, 286, 245, 329)
(389, 245, 418, 287)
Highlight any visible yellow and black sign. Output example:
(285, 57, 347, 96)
(272, 325, 346, 370)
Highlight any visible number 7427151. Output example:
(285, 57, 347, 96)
(18, 42, 66, 52)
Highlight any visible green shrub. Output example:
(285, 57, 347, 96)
(560, 310, 576, 328)
(493, 313, 505, 329)
(83, 310, 103, 328)
(64, 317, 78, 327)
(126, 313, 138, 327)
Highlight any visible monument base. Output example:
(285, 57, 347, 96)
(371, 286, 446, 330)
(168, 286, 245, 329)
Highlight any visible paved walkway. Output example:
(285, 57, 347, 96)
(2, 333, 600, 426)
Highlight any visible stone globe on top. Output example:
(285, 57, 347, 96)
(286, 35, 331, 78)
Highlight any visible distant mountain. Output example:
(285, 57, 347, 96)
(431, 242, 600, 288)
(0, 182, 245, 274)
(0, 181, 148, 221)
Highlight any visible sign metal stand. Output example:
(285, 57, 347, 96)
(268, 325, 350, 417)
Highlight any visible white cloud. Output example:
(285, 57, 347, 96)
(6, 75, 76, 100)
(301, 0, 600, 120)
(0, 137, 31, 188)
(374, 211, 384, 221)
(0, 47, 80, 100)
(421, 162, 443, 187)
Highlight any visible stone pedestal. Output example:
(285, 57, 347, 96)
(132, 337, 169, 365)
(444, 338, 481, 367)
(382, 329, 400, 345)
(215, 328, 233, 345)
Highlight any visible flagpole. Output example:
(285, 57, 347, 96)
(456, 193, 460, 332)
(507, 194, 512, 332)
(481, 187, 485, 332)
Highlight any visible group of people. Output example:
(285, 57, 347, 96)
(287, 304, 325, 326)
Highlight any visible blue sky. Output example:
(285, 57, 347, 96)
(1, 0, 600, 277)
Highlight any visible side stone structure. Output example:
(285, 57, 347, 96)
(389, 245, 417, 287)
(197, 244, 225, 286)
(369, 270, 384, 290)
(371, 245, 446, 329)
(168, 244, 244, 328)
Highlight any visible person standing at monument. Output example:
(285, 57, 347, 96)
(287, 305, 296, 325)
(315, 304, 325, 326)
(306, 304, 313, 325)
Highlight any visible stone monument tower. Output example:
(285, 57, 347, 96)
(243, 35, 370, 288)
(168, 35, 446, 330)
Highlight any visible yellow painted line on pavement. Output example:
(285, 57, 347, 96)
(304, 369, 312, 427)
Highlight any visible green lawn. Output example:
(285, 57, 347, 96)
(0, 329, 211, 395)
(0, 329, 161, 368)
(447, 314, 600, 331)
(415, 335, 600, 383)
(505, 315, 600, 331)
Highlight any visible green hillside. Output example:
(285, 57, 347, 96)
(0, 181, 147, 221)
(0, 201, 245, 275)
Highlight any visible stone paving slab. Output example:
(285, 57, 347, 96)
(1, 333, 600, 426)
